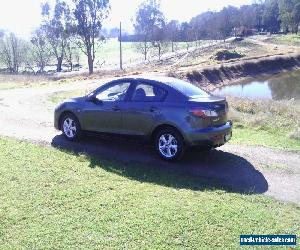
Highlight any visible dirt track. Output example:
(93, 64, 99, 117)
(0, 84, 299, 204)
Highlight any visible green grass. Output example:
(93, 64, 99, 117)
(0, 137, 299, 249)
(0, 79, 48, 90)
(0, 74, 73, 90)
(269, 34, 300, 45)
(231, 125, 300, 150)
(81, 39, 207, 69)
(278, 34, 300, 43)
(48, 89, 88, 105)
(91, 39, 144, 68)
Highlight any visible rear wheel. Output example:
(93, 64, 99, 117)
(61, 113, 82, 141)
(155, 128, 185, 161)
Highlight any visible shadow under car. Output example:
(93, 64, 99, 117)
(51, 133, 268, 194)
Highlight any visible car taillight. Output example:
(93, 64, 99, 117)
(190, 109, 218, 118)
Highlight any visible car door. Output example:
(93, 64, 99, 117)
(82, 81, 132, 134)
(122, 81, 167, 136)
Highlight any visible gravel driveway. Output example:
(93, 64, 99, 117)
(0, 83, 299, 204)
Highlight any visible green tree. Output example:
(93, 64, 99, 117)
(41, 0, 73, 72)
(279, 0, 298, 33)
(134, 0, 165, 60)
(262, 0, 280, 33)
(179, 22, 194, 49)
(190, 12, 216, 41)
(253, 3, 265, 31)
(292, 1, 300, 33)
(215, 6, 239, 41)
(29, 29, 52, 73)
(73, 0, 110, 74)
(65, 42, 80, 71)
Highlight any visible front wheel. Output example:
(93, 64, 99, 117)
(61, 113, 82, 141)
(155, 128, 185, 161)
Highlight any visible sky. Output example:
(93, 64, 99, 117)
(0, 0, 253, 38)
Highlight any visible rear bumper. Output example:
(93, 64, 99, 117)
(184, 120, 233, 147)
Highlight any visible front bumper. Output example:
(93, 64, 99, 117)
(54, 109, 61, 130)
(185, 120, 233, 147)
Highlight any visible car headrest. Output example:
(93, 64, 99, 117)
(134, 88, 146, 100)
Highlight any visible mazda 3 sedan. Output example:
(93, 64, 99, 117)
(54, 76, 232, 161)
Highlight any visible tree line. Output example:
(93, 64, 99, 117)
(0, 0, 110, 75)
(0, 0, 299, 75)
(133, 0, 300, 60)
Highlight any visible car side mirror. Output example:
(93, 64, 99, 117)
(87, 96, 103, 105)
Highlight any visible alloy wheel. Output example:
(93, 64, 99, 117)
(158, 133, 178, 158)
(63, 117, 77, 139)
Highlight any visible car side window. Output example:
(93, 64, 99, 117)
(131, 83, 166, 102)
(96, 82, 131, 102)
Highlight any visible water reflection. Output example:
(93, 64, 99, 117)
(213, 70, 300, 100)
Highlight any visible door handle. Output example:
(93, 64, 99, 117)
(112, 106, 121, 111)
(149, 106, 158, 112)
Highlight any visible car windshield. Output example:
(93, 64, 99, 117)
(87, 91, 94, 98)
(166, 79, 210, 98)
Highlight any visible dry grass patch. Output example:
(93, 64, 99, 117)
(227, 96, 300, 149)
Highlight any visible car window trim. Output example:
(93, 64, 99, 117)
(93, 80, 134, 102)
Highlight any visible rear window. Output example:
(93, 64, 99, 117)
(132, 83, 166, 102)
(166, 79, 210, 98)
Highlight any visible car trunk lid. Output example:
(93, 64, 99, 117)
(187, 96, 228, 127)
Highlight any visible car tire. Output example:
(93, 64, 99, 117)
(199, 145, 213, 151)
(61, 113, 82, 141)
(155, 128, 185, 161)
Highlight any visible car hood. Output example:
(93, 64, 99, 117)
(64, 96, 87, 103)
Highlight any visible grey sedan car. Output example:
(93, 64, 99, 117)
(54, 76, 232, 161)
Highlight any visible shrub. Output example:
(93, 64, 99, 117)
(212, 49, 244, 61)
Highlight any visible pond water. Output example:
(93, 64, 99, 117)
(212, 70, 300, 100)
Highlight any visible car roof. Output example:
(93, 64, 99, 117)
(112, 75, 186, 87)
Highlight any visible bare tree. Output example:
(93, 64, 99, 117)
(0, 33, 25, 73)
(135, 41, 152, 61)
(166, 20, 180, 52)
(72, 0, 110, 74)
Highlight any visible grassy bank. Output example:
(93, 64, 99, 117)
(228, 97, 300, 150)
(0, 73, 86, 90)
(183, 54, 300, 89)
(231, 126, 300, 150)
(268, 34, 300, 46)
(0, 137, 299, 249)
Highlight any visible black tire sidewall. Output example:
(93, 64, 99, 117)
(61, 113, 82, 141)
(155, 128, 185, 161)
